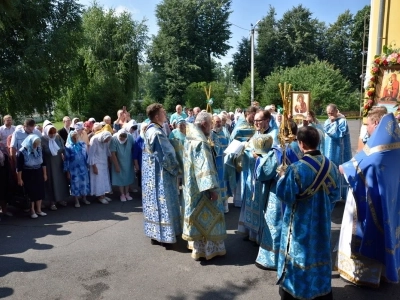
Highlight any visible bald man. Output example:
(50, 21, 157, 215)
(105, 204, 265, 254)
(170, 104, 187, 125)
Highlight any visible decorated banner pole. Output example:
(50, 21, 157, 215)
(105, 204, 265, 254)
(277, 82, 295, 174)
(204, 85, 213, 114)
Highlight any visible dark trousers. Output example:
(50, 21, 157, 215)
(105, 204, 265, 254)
(279, 287, 333, 300)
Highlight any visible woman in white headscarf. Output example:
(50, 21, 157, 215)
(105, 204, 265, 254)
(41, 120, 70, 210)
(88, 131, 112, 204)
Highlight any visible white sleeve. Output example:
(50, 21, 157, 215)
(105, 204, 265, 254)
(359, 125, 367, 138)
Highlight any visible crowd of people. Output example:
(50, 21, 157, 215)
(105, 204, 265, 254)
(0, 101, 400, 300)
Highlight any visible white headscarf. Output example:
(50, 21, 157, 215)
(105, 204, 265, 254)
(43, 120, 60, 156)
(97, 131, 112, 143)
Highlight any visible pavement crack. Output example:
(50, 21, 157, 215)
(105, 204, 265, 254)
(55, 219, 124, 248)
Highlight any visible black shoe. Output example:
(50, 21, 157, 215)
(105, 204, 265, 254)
(162, 243, 173, 250)
(242, 236, 250, 241)
(151, 239, 161, 245)
(194, 257, 206, 262)
(255, 262, 276, 271)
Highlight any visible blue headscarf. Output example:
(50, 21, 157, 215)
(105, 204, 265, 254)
(66, 130, 84, 154)
(20, 134, 42, 165)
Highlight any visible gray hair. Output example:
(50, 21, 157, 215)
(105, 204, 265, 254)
(327, 103, 338, 111)
(194, 111, 212, 125)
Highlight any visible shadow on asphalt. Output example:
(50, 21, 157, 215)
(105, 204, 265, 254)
(0, 191, 143, 299)
(167, 280, 256, 300)
(332, 281, 400, 300)
(0, 287, 14, 299)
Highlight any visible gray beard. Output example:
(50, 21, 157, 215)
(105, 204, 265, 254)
(213, 127, 222, 133)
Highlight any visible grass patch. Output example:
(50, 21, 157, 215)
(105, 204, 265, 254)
(37, 121, 64, 130)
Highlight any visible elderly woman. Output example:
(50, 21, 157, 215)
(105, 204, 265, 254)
(41, 120, 70, 210)
(74, 121, 89, 147)
(113, 109, 126, 133)
(17, 135, 47, 218)
(88, 131, 112, 204)
(88, 122, 103, 141)
(64, 131, 90, 207)
(71, 117, 80, 129)
(110, 129, 135, 201)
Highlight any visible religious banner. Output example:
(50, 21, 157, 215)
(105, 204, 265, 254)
(290, 91, 310, 120)
(374, 65, 400, 113)
(363, 47, 400, 120)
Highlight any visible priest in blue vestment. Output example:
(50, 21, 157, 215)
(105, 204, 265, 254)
(276, 126, 340, 300)
(182, 112, 227, 261)
(238, 110, 276, 243)
(256, 121, 302, 271)
(323, 104, 352, 200)
(142, 103, 182, 246)
(211, 115, 230, 213)
(225, 106, 257, 207)
(336, 112, 400, 287)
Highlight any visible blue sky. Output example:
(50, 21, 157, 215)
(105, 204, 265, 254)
(78, 0, 370, 64)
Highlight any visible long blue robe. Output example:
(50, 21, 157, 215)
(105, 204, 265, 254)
(276, 153, 340, 300)
(256, 143, 301, 269)
(237, 129, 276, 242)
(211, 129, 229, 204)
(182, 123, 226, 259)
(336, 114, 400, 286)
(142, 123, 181, 244)
(310, 123, 325, 154)
(323, 117, 352, 199)
(225, 119, 255, 207)
(168, 129, 186, 174)
(254, 150, 279, 268)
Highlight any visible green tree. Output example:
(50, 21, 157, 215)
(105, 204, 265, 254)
(149, 0, 231, 110)
(262, 60, 359, 114)
(237, 71, 263, 108)
(61, 3, 148, 120)
(0, 0, 82, 116)
(275, 5, 326, 68)
(231, 37, 251, 84)
(255, 6, 280, 79)
(184, 81, 226, 109)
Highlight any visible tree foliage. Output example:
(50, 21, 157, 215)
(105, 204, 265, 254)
(0, 0, 82, 116)
(231, 37, 251, 84)
(61, 3, 148, 120)
(262, 60, 359, 113)
(148, 0, 232, 110)
(184, 81, 226, 109)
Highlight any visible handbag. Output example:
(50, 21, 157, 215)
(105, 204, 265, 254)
(12, 186, 31, 210)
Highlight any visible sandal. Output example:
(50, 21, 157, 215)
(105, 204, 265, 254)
(50, 205, 57, 211)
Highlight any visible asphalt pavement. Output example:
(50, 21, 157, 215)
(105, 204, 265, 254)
(1, 120, 400, 300)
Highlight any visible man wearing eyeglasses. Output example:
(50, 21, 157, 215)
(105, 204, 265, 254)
(253, 110, 278, 143)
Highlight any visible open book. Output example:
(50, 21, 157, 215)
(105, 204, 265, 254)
(224, 139, 246, 155)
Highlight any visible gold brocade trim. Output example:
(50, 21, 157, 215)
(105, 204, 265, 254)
(386, 239, 400, 255)
(195, 170, 217, 179)
(181, 233, 227, 242)
(278, 250, 331, 271)
(351, 159, 384, 234)
(336, 250, 382, 288)
(363, 142, 400, 156)
(337, 269, 380, 288)
(298, 155, 335, 199)
(191, 249, 226, 260)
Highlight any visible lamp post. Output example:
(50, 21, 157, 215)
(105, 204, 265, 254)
(250, 20, 261, 106)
